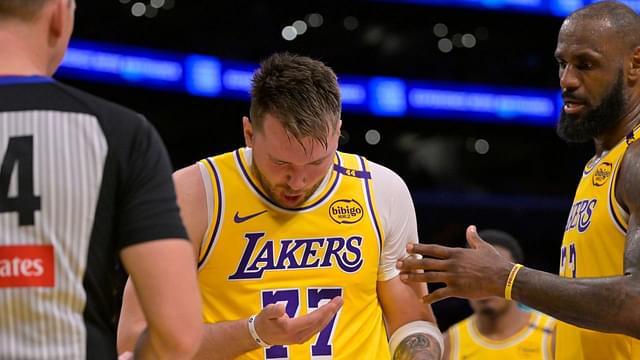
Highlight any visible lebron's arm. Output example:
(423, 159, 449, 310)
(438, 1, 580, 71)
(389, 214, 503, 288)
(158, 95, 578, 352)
(399, 141, 640, 340)
(509, 141, 640, 339)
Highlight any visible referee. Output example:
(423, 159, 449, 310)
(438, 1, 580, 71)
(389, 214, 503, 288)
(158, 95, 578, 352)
(0, 0, 202, 358)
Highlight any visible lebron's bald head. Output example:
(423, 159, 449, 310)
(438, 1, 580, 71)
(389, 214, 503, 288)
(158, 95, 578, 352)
(563, 1, 640, 51)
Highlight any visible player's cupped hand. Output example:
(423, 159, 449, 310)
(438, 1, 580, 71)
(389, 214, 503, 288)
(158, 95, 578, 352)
(254, 296, 343, 346)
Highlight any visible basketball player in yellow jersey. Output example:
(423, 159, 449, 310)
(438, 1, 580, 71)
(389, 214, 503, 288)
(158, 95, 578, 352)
(117, 53, 444, 359)
(443, 230, 555, 360)
(397, 2, 640, 360)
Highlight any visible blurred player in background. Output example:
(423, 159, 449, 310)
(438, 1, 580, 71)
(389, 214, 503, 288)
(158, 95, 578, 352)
(444, 230, 555, 360)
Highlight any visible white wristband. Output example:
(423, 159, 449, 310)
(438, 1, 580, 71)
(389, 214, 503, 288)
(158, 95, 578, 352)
(389, 321, 444, 360)
(248, 314, 271, 347)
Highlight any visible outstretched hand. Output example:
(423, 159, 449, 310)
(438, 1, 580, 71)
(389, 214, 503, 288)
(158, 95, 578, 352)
(396, 225, 513, 304)
(254, 296, 343, 345)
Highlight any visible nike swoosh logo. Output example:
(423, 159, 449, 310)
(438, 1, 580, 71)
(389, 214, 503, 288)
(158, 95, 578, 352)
(233, 210, 267, 223)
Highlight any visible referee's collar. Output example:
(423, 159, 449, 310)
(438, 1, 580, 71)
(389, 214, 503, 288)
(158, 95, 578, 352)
(0, 75, 53, 85)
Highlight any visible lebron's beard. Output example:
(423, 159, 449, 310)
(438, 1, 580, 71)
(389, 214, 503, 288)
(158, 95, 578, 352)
(556, 71, 625, 143)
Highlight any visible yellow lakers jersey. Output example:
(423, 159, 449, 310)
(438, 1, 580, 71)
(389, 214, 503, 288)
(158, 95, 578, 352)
(556, 125, 640, 359)
(197, 148, 389, 360)
(446, 310, 555, 360)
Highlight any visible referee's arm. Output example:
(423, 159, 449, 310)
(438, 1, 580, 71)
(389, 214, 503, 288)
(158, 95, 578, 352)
(115, 116, 203, 358)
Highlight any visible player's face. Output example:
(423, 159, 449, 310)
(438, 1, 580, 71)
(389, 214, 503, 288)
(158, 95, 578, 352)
(555, 18, 627, 143)
(244, 114, 341, 209)
(469, 246, 514, 318)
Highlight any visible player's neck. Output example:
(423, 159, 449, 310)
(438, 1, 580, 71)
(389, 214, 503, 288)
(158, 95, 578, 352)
(475, 304, 530, 340)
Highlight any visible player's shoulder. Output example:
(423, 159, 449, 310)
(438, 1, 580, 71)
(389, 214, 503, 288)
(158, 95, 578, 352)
(366, 158, 412, 200)
(172, 163, 208, 210)
(174, 163, 203, 185)
(335, 152, 411, 203)
(52, 82, 135, 116)
(617, 135, 640, 208)
(623, 136, 640, 164)
(353, 155, 404, 184)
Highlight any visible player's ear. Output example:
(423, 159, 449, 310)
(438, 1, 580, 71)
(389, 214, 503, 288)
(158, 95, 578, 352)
(243, 116, 254, 147)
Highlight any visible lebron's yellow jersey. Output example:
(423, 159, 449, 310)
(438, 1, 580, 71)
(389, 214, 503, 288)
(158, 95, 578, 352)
(197, 148, 389, 359)
(446, 310, 555, 360)
(556, 125, 640, 359)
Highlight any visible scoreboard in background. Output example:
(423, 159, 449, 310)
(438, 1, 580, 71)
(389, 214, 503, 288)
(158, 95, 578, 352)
(57, 40, 560, 127)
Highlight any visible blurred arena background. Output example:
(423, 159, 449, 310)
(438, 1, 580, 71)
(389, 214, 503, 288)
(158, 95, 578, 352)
(59, 0, 627, 331)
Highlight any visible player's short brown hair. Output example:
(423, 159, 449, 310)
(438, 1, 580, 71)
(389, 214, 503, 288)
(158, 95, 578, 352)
(250, 52, 341, 149)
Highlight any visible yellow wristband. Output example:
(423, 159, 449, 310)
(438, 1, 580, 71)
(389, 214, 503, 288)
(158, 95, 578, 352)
(504, 264, 524, 300)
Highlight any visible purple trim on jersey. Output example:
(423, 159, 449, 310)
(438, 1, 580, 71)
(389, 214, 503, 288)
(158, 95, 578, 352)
(582, 155, 601, 176)
(608, 161, 628, 234)
(234, 149, 342, 212)
(359, 156, 383, 250)
(0, 76, 53, 85)
(198, 158, 224, 268)
(333, 163, 371, 179)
